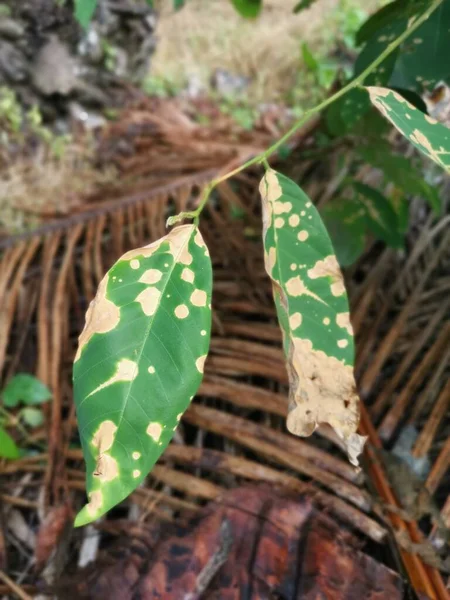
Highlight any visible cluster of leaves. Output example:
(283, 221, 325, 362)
(65, 0, 450, 525)
(0, 374, 52, 459)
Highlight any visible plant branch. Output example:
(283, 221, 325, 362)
(167, 0, 443, 227)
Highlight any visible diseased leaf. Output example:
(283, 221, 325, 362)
(230, 0, 262, 18)
(259, 169, 366, 466)
(73, 225, 212, 526)
(353, 182, 403, 249)
(367, 86, 450, 173)
(74, 0, 97, 29)
(2, 374, 52, 408)
(0, 427, 19, 459)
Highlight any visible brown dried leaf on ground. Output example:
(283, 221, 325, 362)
(35, 504, 72, 570)
(65, 487, 403, 600)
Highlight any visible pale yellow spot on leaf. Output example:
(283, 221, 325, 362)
(130, 259, 140, 270)
(86, 491, 103, 517)
(289, 312, 302, 330)
(75, 274, 120, 361)
(201, 330, 207, 336)
(297, 230, 309, 242)
(133, 470, 141, 478)
(290, 263, 297, 271)
(196, 355, 207, 373)
(190, 289, 207, 307)
(175, 304, 189, 319)
(147, 422, 163, 442)
(308, 255, 345, 297)
(139, 269, 163, 284)
(132, 452, 141, 460)
(289, 214, 300, 227)
(285, 276, 324, 304)
(273, 201, 292, 214)
(323, 317, 330, 325)
(181, 268, 195, 283)
(336, 312, 353, 335)
(92, 420, 117, 453)
(338, 339, 349, 348)
(135, 287, 161, 316)
(88, 359, 138, 397)
(274, 217, 284, 228)
(148, 366, 155, 374)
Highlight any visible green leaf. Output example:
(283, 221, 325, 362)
(74, 0, 97, 29)
(230, 0, 262, 18)
(259, 169, 366, 466)
(21, 407, 44, 428)
(301, 43, 319, 75)
(355, 0, 406, 46)
(321, 199, 366, 267)
(73, 225, 212, 526)
(357, 142, 440, 213)
(294, 0, 318, 13)
(0, 427, 19, 459)
(389, 1, 450, 93)
(353, 182, 403, 249)
(366, 86, 450, 174)
(173, 0, 185, 9)
(2, 374, 52, 408)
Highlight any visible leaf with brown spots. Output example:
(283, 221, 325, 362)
(73, 225, 212, 525)
(259, 169, 366, 466)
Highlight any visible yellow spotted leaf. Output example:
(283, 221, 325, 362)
(73, 225, 212, 525)
(260, 169, 366, 466)
(367, 86, 450, 173)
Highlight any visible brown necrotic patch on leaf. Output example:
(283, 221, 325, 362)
(94, 453, 119, 482)
(92, 420, 117, 453)
(75, 274, 120, 361)
(286, 338, 365, 466)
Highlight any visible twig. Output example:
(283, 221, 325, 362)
(0, 570, 33, 600)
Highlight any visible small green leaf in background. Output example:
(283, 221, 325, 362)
(321, 199, 366, 267)
(353, 182, 404, 249)
(0, 427, 19, 459)
(2, 374, 52, 408)
(173, 0, 185, 9)
(259, 169, 366, 466)
(294, 0, 318, 13)
(21, 407, 44, 428)
(74, 225, 212, 526)
(230, 0, 262, 18)
(74, 0, 97, 28)
(366, 86, 450, 173)
(357, 142, 440, 214)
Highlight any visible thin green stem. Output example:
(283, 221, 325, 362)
(167, 0, 443, 227)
